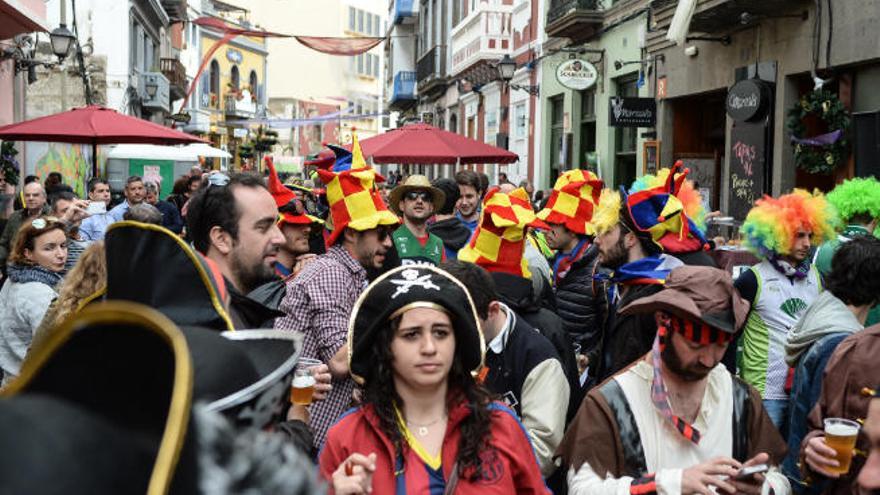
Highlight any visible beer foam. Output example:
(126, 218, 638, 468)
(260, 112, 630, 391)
(826, 423, 859, 436)
(292, 375, 316, 388)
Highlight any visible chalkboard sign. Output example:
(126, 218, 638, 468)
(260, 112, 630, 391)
(729, 121, 767, 220)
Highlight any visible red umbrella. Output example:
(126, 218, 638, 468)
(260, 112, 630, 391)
(355, 123, 518, 165)
(0, 105, 207, 175)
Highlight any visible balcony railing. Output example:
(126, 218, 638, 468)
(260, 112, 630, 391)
(393, 0, 418, 25)
(224, 93, 256, 118)
(450, 2, 513, 76)
(545, 0, 603, 42)
(417, 45, 447, 84)
(390, 71, 417, 107)
(160, 57, 187, 99)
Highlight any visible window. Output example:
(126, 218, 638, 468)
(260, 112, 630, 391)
(449, 113, 458, 133)
(209, 59, 220, 106)
(349, 7, 356, 31)
(614, 77, 639, 188)
(230, 65, 240, 90)
(357, 54, 364, 74)
(366, 14, 372, 36)
(358, 10, 364, 33)
(579, 89, 596, 172)
(550, 95, 565, 181)
(375, 14, 382, 35)
(514, 104, 527, 139)
(373, 55, 379, 78)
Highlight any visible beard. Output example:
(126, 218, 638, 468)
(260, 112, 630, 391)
(600, 232, 629, 270)
(661, 336, 714, 382)
(230, 247, 277, 294)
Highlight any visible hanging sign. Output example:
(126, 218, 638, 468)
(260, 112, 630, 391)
(726, 79, 770, 122)
(608, 97, 656, 127)
(556, 59, 598, 90)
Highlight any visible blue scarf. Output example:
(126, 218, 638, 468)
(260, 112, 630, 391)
(604, 255, 672, 286)
(768, 254, 811, 280)
(7, 263, 63, 288)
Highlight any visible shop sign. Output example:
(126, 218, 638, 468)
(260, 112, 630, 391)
(726, 79, 770, 122)
(556, 59, 598, 90)
(233, 128, 248, 138)
(226, 48, 243, 64)
(608, 97, 656, 127)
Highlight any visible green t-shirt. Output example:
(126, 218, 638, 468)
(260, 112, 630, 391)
(392, 224, 445, 266)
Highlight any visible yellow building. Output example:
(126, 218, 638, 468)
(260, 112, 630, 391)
(197, 5, 268, 170)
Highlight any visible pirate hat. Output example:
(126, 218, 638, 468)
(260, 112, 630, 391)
(317, 131, 398, 247)
(348, 265, 485, 385)
(458, 187, 549, 278)
(620, 265, 749, 333)
(0, 301, 199, 494)
(101, 222, 301, 430)
(387, 174, 446, 216)
(537, 169, 604, 236)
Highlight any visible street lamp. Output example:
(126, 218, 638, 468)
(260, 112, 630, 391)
(495, 54, 539, 96)
(145, 79, 159, 98)
(49, 24, 75, 61)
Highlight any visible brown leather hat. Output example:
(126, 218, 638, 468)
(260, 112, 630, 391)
(620, 265, 750, 333)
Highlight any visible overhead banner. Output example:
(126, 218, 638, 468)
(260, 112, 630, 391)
(608, 97, 656, 127)
(295, 36, 385, 56)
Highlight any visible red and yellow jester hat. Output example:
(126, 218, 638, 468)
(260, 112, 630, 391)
(458, 187, 549, 278)
(537, 169, 604, 236)
(316, 131, 399, 247)
(265, 156, 315, 225)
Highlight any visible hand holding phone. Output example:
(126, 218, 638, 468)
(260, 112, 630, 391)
(735, 463, 769, 480)
(86, 201, 106, 215)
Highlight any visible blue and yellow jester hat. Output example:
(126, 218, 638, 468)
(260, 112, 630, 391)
(622, 161, 709, 253)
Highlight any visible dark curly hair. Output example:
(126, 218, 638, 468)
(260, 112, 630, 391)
(362, 315, 495, 482)
(826, 235, 880, 307)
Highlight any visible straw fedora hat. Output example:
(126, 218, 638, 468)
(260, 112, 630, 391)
(388, 175, 446, 216)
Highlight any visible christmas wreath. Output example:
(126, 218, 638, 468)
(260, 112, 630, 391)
(787, 89, 850, 175)
(0, 141, 20, 186)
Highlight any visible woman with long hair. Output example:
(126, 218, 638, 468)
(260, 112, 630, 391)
(321, 265, 549, 494)
(32, 241, 106, 346)
(0, 216, 67, 385)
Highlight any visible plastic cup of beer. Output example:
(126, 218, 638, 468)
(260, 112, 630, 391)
(824, 417, 860, 475)
(290, 357, 322, 406)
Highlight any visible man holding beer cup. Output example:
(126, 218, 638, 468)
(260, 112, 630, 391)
(801, 323, 880, 493)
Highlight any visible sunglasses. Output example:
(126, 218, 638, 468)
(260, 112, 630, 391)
(404, 190, 433, 202)
(206, 173, 231, 188)
(364, 226, 394, 242)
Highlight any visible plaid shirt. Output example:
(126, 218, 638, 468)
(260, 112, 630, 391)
(275, 245, 368, 449)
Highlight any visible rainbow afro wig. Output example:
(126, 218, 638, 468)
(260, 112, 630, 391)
(740, 189, 838, 258)
(826, 177, 880, 223)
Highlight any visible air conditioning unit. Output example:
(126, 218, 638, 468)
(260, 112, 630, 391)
(140, 72, 170, 113)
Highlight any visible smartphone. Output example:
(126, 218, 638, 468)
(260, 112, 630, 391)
(735, 464, 769, 480)
(86, 201, 106, 215)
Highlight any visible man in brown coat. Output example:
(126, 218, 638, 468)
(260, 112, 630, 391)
(801, 324, 880, 494)
(557, 266, 790, 494)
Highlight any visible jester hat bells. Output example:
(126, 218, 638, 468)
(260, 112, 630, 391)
(317, 131, 399, 247)
(537, 169, 604, 235)
(347, 265, 485, 385)
(265, 156, 320, 226)
(458, 187, 549, 278)
(740, 189, 838, 258)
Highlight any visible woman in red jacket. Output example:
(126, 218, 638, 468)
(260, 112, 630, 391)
(321, 265, 550, 494)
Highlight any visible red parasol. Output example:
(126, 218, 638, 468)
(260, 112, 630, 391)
(353, 123, 518, 165)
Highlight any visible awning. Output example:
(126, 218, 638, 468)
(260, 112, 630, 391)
(0, 0, 49, 39)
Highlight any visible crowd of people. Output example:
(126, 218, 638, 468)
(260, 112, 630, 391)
(1, 133, 880, 495)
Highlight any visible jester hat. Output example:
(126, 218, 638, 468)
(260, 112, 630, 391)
(264, 156, 314, 226)
(317, 131, 398, 247)
(740, 189, 838, 258)
(826, 177, 880, 224)
(537, 169, 604, 236)
(458, 187, 549, 278)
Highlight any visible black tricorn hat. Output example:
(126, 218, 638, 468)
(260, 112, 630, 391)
(98, 221, 302, 430)
(0, 301, 199, 494)
(348, 265, 485, 385)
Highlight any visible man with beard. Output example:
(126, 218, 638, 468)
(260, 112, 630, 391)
(558, 266, 791, 495)
(388, 175, 446, 266)
(108, 176, 146, 221)
(275, 133, 399, 450)
(454, 169, 484, 235)
(264, 157, 320, 279)
(185, 172, 286, 329)
(588, 184, 686, 383)
(736, 190, 836, 432)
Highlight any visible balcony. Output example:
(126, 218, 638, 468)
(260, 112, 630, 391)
(140, 72, 170, 113)
(224, 93, 256, 119)
(417, 45, 447, 98)
(685, 0, 806, 33)
(449, 2, 513, 77)
(160, 57, 187, 100)
(393, 0, 418, 25)
(389, 71, 417, 110)
(545, 0, 603, 43)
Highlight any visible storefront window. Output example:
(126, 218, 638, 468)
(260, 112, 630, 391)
(550, 95, 565, 182)
(615, 77, 638, 188)
(579, 89, 596, 172)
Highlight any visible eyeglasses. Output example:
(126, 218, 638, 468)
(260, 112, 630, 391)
(404, 190, 433, 202)
(206, 173, 231, 188)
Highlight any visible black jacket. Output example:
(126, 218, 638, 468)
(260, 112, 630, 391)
(491, 272, 582, 423)
(554, 243, 605, 356)
(228, 279, 286, 329)
(592, 282, 663, 383)
(428, 217, 472, 259)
